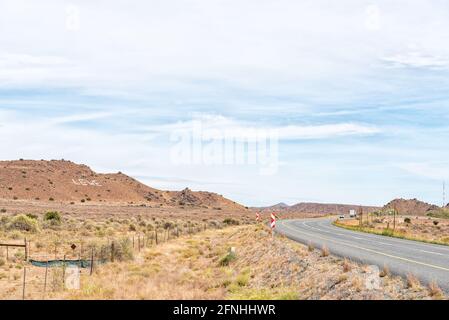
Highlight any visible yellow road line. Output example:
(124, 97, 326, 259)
(278, 220, 449, 272)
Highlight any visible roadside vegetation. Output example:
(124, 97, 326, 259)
(334, 214, 449, 246)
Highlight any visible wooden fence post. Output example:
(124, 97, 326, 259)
(111, 242, 115, 262)
(132, 236, 135, 249)
(24, 238, 28, 261)
(155, 230, 158, 245)
(90, 248, 94, 276)
(62, 255, 66, 289)
(22, 267, 27, 300)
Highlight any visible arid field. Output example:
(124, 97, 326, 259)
(0, 201, 446, 300)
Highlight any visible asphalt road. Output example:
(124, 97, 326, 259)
(276, 218, 449, 292)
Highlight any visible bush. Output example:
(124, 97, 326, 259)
(404, 217, 411, 224)
(223, 218, 240, 226)
(433, 220, 439, 226)
(44, 211, 61, 223)
(8, 214, 39, 232)
(219, 250, 236, 266)
(26, 213, 38, 220)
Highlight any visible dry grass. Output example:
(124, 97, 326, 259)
(342, 258, 351, 273)
(428, 281, 443, 298)
(1, 204, 446, 300)
(379, 265, 389, 278)
(406, 273, 421, 290)
(321, 245, 329, 257)
(307, 241, 314, 252)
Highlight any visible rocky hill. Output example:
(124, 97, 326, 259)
(0, 160, 245, 210)
(383, 198, 440, 216)
(253, 202, 380, 216)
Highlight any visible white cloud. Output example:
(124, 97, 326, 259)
(145, 114, 380, 140)
(382, 51, 449, 69)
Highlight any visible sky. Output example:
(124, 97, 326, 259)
(1, 0, 449, 207)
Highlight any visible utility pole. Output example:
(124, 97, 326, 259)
(393, 205, 397, 232)
(359, 206, 363, 227)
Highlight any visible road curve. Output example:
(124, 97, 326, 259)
(276, 218, 449, 292)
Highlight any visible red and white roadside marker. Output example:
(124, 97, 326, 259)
(256, 212, 261, 222)
(270, 213, 276, 238)
(270, 213, 276, 229)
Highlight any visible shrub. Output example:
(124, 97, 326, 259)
(223, 218, 240, 226)
(428, 281, 443, 297)
(0, 209, 6, 213)
(308, 241, 314, 252)
(433, 220, 439, 226)
(406, 273, 420, 289)
(404, 217, 411, 224)
(48, 197, 54, 201)
(219, 250, 237, 266)
(321, 245, 330, 257)
(379, 264, 390, 277)
(342, 258, 351, 272)
(26, 213, 38, 220)
(44, 211, 61, 223)
(8, 214, 39, 232)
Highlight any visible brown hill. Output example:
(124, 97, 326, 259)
(253, 202, 380, 216)
(383, 198, 439, 215)
(0, 159, 245, 210)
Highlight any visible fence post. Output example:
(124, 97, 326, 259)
(43, 261, 48, 299)
(132, 236, 135, 249)
(62, 255, 66, 289)
(6, 246, 8, 261)
(167, 227, 170, 241)
(24, 238, 28, 261)
(90, 248, 94, 276)
(22, 267, 27, 300)
(138, 236, 141, 252)
(155, 230, 158, 245)
(111, 241, 115, 262)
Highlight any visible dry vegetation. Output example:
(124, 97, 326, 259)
(335, 214, 449, 245)
(1, 212, 444, 300)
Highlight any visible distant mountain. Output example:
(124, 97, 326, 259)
(383, 198, 440, 216)
(253, 202, 380, 216)
(0, 159, 246, 210)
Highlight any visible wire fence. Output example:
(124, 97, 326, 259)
(0, 222, 217, 300)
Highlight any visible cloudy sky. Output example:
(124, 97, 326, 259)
(1, 0, 449, 207)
